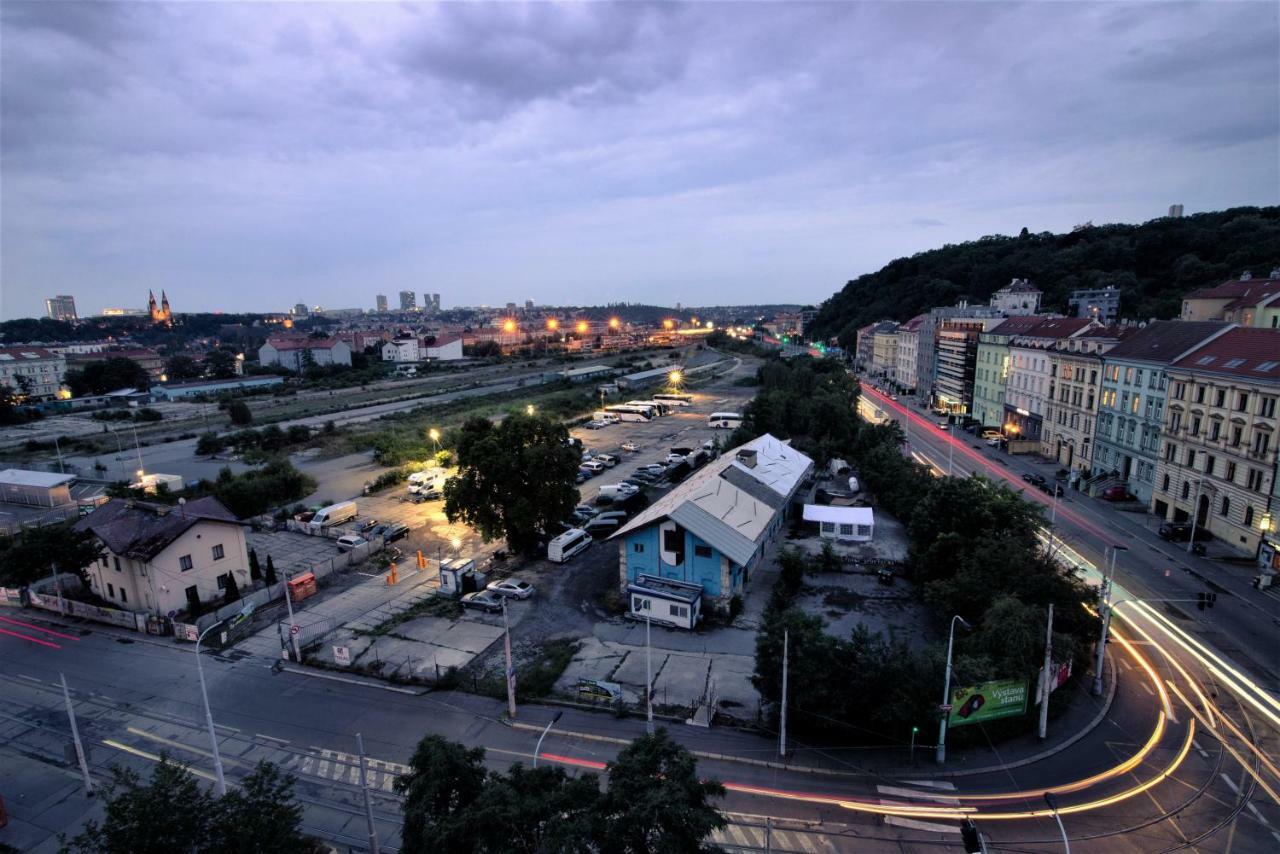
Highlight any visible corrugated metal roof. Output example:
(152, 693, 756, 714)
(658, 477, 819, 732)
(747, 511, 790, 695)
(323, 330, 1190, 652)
(0, 469, 74, 489)
(803, 504, 874, 525)
(720, 466, 785, 509)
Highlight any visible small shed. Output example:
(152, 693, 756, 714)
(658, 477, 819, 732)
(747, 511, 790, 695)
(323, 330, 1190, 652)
(803, 504, 874, 542)
(626, 574, 702, 630)
(0, 469, 73, 508)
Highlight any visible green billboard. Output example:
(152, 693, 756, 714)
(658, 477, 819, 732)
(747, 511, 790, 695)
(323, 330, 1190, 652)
(947, 678, 1028, 728)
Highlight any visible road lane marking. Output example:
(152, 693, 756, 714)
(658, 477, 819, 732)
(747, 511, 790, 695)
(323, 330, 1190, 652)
(882, 814, 959, 834)
(901, 780, 958, 791)
(1247, 803, 1270, 826)
(1219, 773, 1240, 795)
(17, 674, 42, 683)
(1140, 682, 1155, 697)
(877, 785, 961, 804)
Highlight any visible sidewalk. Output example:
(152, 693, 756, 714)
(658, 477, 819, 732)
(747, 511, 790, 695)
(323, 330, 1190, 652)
(439, 647, 1117, 782)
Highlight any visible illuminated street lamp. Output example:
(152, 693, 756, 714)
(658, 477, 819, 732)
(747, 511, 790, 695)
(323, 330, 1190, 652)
(428, 428, 441, 449)
(575, 320, 589, 334)
(526, 404, 536, 416)
(450, 536, 462, 558)
(668, 370, 683, 390)
(662, 319, 675, 330)
(546, 318, 559, 332)
(502, 318, 517, 334)
(608, 317, 620, 330)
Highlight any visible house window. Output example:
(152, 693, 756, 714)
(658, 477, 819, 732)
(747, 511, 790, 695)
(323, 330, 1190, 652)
(1161, 473, 1170, 491)
(1226, 462, 1237, 482)
(694, 545, 713, 559)
(1244, 506, 1255, 527)
(179, 554, 194, 572)
(1181, 481, 1190, 500)
(107, 583, 115, 598)
(1254, 432, 1272, 456)
(857, 525, 872, 536)
(1262, 397, 1277, 419)
(212, 544, 225, 561)
(120, 589, 127, 604)
(216, 573, 230, 590)
(1220, 496, 1231, 517)
(1215, 389, 1226, 407)
(662, 530, 682, 553)
(839, 523, 855, 536)
(1205, 455, 1215, 476)
(1185, 449, 1195, 468)
(632, 597, 649, 612)
(1247, 469, 1265, 492)
(633, 543, 645, 553)
(114, 556, 121, 572)
(821, 521, 835, 533)
(669, 604, 688, 619)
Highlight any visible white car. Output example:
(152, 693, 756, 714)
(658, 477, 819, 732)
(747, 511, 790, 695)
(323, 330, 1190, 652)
(621, 442, 639, 452)
(335, 535, 367, 552)
(486, 579, 535, 600)
(640, 464, 667, 475)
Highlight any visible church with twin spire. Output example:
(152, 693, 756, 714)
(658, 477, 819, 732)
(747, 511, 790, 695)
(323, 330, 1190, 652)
(147, 290, 172, 326)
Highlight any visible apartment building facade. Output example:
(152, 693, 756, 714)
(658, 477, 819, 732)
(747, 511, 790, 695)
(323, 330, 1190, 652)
(1152, 328, 1280, 556)
(894, 315, 925, 394)
(1092, 321, 1233, 505)
(1004, 319, 1098, 441)
(1040, 330, 1127, 473)
(0, 347, 68, 400)
(972, 316, 1048, 430)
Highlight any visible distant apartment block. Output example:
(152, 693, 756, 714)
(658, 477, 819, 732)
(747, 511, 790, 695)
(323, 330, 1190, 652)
(375, 294, 388, 313)
(66, 347, 165, 381)
(893, 315, 925, 393)
(1168, 204, 1184, 218)
(258, 337, 353, 372)
(399, 291, 417, 311)
(45, 295, 78, 322)
(425, 293, 442, 314)
(1069, 286, 1122, 323)
(292, 303, 309, 317)
(0, 347, 68, 400)
(989, 278, 1043, 316)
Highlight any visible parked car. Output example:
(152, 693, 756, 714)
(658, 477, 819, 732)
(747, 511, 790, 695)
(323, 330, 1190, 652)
(640, 464, 668, 476)
(585, 421, 607, 430)
(583, 517, 623, 536)
(595, 454, 620, 467)
(937, 421, 950, 430)
(461, 590, 505, 613)
(575, 471, 589, 484)
(665, 453, 688, 464)
(335, 535, 367, 552)
(1100, 485, 1136, 502)
(1039, 481, 1065, 497)
(1158, 523, 1212, 542)
(486, 579, 535, 600)
(621, 442, 639, 452)
(581, 460, 606, 475)
(574, 504, 599, 518)
(986, 436, 1004, 447)
(381, 523, 409, 542)
(1022, 472, 1047, 487)
(355, 518, 379, 533)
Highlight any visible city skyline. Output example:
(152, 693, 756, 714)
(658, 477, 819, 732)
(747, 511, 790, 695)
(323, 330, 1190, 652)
(2, 1, 1277, 320)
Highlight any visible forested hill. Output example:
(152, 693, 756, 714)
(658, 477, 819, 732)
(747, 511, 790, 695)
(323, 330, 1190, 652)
(807, 206, 1280, 346)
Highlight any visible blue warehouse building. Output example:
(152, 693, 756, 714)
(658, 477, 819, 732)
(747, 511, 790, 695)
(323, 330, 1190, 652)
(611, 434, 813, 628)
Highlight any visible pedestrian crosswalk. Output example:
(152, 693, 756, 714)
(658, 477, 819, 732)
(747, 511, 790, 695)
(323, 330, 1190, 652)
(711, 822, 839, 852)
(285, 747, 409, 793)
(876, 782, 960, 835)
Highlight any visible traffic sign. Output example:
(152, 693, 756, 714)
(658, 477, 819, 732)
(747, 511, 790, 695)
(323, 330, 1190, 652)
(289, 624, 300, 637)
(939, 704, 953, 712)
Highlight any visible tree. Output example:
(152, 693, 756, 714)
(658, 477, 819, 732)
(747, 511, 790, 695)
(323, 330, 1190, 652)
(165, 355, 203, 382)
(595, 729, 726, 853)
(458, 765, 600, 853)
(212, 459, 314, 518)
(196, 431, 224, 456)
(395, 735, 489, 853)
(248, 548, 262, 582)
(443, 413, 580, 556)
(0, 524, 104, 588)
(223, 573, 241, 605)
(59, 758, 313, 854)
(205, 349, 238, 379)
(206, 762, 313, 854)
(227, 400, 252, 425)
(264, 555, 278, 585)
(59, 756, 214, 853)
(64, 358, 151, 397)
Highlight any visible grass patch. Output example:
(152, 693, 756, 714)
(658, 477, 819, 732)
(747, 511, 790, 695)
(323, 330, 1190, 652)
(516, 638, 581, 699)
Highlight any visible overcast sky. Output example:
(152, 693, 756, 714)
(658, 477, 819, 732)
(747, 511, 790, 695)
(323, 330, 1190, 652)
(2, 1, 1277, 319)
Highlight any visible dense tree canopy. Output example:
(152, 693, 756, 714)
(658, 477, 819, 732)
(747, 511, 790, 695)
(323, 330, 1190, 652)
(64, 358, 151, 397)
(443, 412, 580, 556)
(731, 358, 860, 463)
(807, 206, 1280, 345)
(0, 523, 104, 587)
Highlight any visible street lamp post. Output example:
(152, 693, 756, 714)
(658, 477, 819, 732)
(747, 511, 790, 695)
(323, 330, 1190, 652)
(1092, 545, 1127, 696)
(936, 615, 971, 764)
(195, 621, 228, 796)
(532, 711, 563, 768)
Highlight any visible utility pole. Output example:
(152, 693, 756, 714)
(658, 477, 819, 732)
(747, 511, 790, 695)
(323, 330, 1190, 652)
(195, 622, 228, 796)
(1039, 603, 1054, 741)
(130, 422, 144, 475)
(936, 615, 970, 764)
(1093, 546, 1125, 696)
(282, 572, 300, 662)
(502, 597, 517, 719)
(60, 674, 93, 796)
(645, 614, 654, 735)
(53, 435, 66, 474)
(779, 628, 789, 758)
(355, 733, 380, 854)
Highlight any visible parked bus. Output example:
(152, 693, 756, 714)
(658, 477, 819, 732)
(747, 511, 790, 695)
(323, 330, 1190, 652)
(548, 528, 593, 563)
(604, 405, 651, 423)
(707, 412, 743, 430)
(626, 400, 669, 416)
(652, 393, 692, 406)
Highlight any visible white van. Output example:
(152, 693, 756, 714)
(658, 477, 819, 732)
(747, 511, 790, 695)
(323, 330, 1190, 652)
(581, 460, 606, 474)
(309, 501, 358, 531)
(594, 454, 620, 467)
(548, 528, 593, 563)
(591, 411, 620, 424)
(407, 470, 445, 495)
(599, 483, 639, 499)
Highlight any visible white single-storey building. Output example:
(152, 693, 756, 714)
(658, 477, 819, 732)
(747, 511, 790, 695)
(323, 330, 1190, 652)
(381, 338, 420, 363)
(803, 504, 874, 542)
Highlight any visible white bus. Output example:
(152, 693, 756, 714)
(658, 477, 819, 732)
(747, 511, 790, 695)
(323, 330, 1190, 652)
(708, 412, 743, 430)
(626, 400, 669, 416)
(548, 528, 593, 563)
(652, 393, 692, 406)
(605, 405, 651, 423)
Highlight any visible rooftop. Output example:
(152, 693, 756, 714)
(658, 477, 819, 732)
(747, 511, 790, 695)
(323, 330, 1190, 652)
(1101, 320, 1234, 365)
(0, 469, 75, 489)
(611, 433, 813, 566)
(1184, 273, 1280, 302)
(74, 496, 241, 562)
(265, 337, 345, 350)
(1170, 327, 1280, 382)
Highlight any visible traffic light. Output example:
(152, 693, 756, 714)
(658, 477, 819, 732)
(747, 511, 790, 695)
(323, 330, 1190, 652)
(1207, 592, 1217, 609)
(1197, 592, 1206, 611)
(960, 818, 983, 853)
